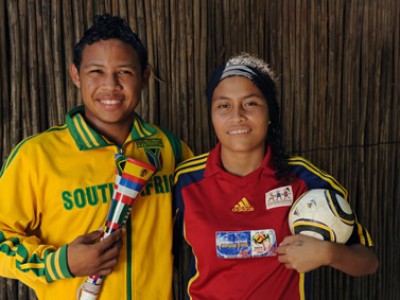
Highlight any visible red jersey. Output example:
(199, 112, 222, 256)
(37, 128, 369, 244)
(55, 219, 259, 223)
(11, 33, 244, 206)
(173, 143, 373, 300)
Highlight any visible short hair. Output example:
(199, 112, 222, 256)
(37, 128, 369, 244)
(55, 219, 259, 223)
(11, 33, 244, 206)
(73, 14, 148, 73)
(207, 53, 291, 181)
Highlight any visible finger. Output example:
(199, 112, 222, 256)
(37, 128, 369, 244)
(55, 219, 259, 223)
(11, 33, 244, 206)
(83, 230, 104, 244)
(101, 254, 120, 268)
(277, 254, 287, 263)
(279, 235, 298, 246)
(101, 242, 121, 260)
(99, 230, 123, 249)
(276, 245, 287, 254)
(285, 263, 296, 270)
(96, 264, 116, 276)
(95, 250, 121, 275)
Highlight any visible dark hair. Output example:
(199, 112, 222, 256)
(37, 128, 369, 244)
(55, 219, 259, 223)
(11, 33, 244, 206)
(73, 14, 148, 73)
(207, 53, 291, 181)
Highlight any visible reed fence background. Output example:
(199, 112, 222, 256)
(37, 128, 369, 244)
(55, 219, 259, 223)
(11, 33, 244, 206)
(1, 0, 399, 299)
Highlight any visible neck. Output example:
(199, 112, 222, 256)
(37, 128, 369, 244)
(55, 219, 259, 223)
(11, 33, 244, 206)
(87, 119, 133, 147)
(220, 146, 265, 177)
(102, 124, 131, 146)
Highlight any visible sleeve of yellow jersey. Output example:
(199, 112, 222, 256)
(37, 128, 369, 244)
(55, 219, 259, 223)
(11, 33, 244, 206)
(0, 143, 73, 289)
(179, 140, 195, 163)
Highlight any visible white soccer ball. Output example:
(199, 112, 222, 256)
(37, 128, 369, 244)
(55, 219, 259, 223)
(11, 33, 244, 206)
(288, 189, 355, 244)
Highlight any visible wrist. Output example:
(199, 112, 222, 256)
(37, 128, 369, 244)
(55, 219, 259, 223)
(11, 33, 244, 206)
(45, 244, 74, 283)
(323, 241, 339, 267)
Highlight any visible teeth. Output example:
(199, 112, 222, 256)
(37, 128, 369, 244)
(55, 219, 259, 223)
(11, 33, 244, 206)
(228, 129, 250, 135)
(100, 99, 120, 105)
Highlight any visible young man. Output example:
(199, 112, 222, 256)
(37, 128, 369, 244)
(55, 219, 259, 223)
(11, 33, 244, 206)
(173, 53, 378, 300)
(0, 14, 192, 300)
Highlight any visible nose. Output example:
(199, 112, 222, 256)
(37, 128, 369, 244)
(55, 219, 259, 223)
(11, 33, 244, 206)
(102, 73, 122, 90)
(231, 105, 246, 122)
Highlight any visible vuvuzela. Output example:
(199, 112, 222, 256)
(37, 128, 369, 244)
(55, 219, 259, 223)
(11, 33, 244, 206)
(78, 154, 156, 300)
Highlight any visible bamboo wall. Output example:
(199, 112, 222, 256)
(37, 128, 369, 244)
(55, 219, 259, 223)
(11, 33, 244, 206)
(0, 0, 399, 299)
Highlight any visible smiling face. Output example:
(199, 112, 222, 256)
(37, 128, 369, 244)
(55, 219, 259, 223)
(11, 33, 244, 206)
(211, 76, 270, 157)
(69, 39, 150, 142)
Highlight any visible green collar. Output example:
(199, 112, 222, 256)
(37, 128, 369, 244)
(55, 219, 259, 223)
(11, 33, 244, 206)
(66, 105, 157, 150)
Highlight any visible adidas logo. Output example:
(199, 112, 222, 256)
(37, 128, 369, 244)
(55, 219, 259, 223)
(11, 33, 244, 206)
(232, 197, 254, 212)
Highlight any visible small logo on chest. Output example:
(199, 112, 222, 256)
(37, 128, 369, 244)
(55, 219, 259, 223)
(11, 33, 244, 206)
(232, 197, 254, 212)
(265, 185, 294, 209)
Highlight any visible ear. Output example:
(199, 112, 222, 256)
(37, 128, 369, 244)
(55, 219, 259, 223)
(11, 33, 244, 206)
(141, 66, 151, 87)
(69, 64, 81, 88)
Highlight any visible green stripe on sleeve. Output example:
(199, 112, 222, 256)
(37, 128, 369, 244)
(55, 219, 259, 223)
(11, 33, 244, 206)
(45, 245, 73, 282)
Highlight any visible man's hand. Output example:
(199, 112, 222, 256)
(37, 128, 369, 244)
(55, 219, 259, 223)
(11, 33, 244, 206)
(67, 229, 124, 277)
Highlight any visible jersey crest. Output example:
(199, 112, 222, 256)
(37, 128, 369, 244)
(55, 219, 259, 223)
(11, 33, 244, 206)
(145, 148, 163, 171)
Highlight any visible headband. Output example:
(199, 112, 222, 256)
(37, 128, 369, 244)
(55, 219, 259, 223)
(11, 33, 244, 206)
(206, 64, 275, 110)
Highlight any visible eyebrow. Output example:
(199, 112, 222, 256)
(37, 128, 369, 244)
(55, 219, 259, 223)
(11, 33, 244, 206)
(213, 93, 263, 101)
(82, 63, 137, 69)
(243, 93, 264, 99)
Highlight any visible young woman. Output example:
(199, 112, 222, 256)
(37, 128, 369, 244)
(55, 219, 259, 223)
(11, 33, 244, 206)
(173, 53, 378, 300)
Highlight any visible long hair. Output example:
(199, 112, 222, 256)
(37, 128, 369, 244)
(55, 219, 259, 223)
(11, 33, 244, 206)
(206, 53, 291, 181)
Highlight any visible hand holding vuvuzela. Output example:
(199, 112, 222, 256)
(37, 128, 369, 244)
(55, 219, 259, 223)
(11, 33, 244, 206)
(67, 229, 123, 278)
(77, 154, 156, 300)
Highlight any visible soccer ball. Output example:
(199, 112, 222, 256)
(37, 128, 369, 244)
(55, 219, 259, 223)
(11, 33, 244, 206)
(288, 189, 355, 244)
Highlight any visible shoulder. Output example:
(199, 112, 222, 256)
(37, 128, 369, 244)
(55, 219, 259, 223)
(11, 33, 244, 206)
(1, 124, 68, 175)
(151, 124, 193, 163)
(173, 152, 209, 185)
(287, 155, 315, 167)
(287, 155, 329, 177)
(287, 155, 347, 198)
(154, 125, 180, 145)
(7, 124, 67, 153)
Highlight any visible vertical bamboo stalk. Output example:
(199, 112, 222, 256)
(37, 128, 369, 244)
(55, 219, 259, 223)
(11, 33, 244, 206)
(177, 0, 189, 141)
(199, 0, 210, 153)
(40, 0, 57, 125)
(0, 0, 10, 162)
(52, 0, 66, 123)
(6, 0, 22, 148)
(62, 0, 77, 110)
(27, 0, 40, 134)
(17, 0, 31, 139)
(156, 0, 171, 128)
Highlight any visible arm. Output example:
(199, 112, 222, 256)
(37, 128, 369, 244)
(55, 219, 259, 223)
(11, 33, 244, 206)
(285, 157, 378, 275)
(277, 234, 379, 276)
(0, 145, 63, 286)
(0, 227, 123, 283)
(0, 143, 123, 288)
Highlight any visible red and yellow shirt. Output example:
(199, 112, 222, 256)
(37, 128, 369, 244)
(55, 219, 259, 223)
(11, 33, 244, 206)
(173, 143, 373, 300)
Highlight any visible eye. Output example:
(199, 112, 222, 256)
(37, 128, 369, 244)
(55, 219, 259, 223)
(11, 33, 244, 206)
(244, 100, 261, 108)
(216, 103, 229, 109)
(118, 70, 132, 75)
(89, 69, 103, 74)
(244, 97, 265, 108)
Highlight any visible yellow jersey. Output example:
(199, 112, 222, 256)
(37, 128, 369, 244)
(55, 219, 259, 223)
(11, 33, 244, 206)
(0, 105, 193, 300)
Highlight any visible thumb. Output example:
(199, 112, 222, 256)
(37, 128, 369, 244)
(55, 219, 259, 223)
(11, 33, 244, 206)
(81, 229, 103, 244)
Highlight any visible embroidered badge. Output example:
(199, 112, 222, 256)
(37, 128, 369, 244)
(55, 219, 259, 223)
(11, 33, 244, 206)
(265, 186, 294, 209)
(136, 139, 164, 149)
(216, 229, 277, 259)
(232, 197, 254, 212)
